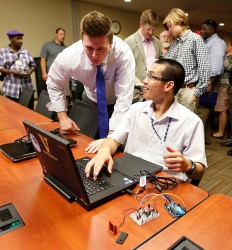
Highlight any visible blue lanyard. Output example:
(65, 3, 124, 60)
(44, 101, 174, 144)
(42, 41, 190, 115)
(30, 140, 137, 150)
(151, 117, 172, 142)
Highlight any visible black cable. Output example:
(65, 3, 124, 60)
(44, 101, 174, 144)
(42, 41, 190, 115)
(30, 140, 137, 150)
(15, 134, 31, 144)
(15, 134, 28, 141)
(140, 170, 178, 191)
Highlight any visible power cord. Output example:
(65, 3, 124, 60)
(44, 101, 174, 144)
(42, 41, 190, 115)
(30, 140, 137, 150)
(140, 170, 178, 191)
(15, 135, 31, 145)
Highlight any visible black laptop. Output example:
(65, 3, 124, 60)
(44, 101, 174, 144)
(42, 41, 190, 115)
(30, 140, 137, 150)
(0, 140, 37, 162)
(23, 121, 138, 210)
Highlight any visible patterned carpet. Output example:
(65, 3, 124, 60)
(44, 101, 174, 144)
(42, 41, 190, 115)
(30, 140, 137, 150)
(199, 137, 232, 197)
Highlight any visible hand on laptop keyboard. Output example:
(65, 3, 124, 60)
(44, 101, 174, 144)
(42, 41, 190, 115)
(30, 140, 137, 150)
(85, 153, 113, 181)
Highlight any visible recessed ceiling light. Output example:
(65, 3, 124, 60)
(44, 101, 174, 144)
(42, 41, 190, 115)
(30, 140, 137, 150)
(219, 23, 225, 26)
(124, 0, 131, 2)
(185, 13, 189, 16)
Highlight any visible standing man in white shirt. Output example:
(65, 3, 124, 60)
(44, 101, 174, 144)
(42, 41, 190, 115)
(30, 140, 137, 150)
(200, 19, 226, 144)
(46, 11, 135, 153)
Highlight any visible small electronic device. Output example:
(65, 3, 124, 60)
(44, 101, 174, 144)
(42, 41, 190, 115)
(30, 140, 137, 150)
(164, 195, 186, 218)
(116, 232, 128, 244)
(130, 207, 160, 226)
(0, 203, 25, 235)
(50, 128, 77, 147)
(0, 140, 36, 162)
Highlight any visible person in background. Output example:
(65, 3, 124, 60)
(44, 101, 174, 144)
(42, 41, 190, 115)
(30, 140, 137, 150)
(200, 19, 226, 143)
(40, 28, 71, 106)
(159, 30, 173, 55)
(0, 30, 36, 104)
(211, 41, 232, 139)
(220, 40, 232, 156)
(46, 11, 135, 153)
(125, 9, 162, 101)
(163, 8, 210, 114)
(40, 28, 66, 82)
(85, 59, 206, 183)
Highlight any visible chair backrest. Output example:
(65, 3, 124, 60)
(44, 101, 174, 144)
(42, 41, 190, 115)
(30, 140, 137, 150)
(69, 100, 99, 138)
(190, 179, 202, 187)
(18, 87, 35, 109)
(35, 90, 57, 120)
(34, 57, 47, 97)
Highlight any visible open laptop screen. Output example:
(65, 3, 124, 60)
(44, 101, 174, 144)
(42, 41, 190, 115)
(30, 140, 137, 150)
(23, 121, 90, 204)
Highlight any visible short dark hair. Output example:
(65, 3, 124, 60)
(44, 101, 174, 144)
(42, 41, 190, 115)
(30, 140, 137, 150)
(56, 28, 65, 34)
(80, 11, 113, 44)
(155, 59, 185, 95)
(203, 19, 218, 32)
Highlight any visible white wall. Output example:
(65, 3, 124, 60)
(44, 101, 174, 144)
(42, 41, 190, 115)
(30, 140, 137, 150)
(0, 0, 74, 56)
(0, 0, 231, 93)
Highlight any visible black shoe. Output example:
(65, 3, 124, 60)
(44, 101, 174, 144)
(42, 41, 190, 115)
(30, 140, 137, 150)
(220, 141, 232, 147)
(227, 149, 232, 156)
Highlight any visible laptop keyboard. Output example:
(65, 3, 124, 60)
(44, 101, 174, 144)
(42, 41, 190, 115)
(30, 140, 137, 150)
(75, 161, 113, 196)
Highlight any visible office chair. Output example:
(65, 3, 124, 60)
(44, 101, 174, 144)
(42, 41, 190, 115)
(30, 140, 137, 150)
(190, 179, 202, 187)
(35, 90, 57, 121)
(69, 100, 99, 138)
(18, 87, 35, 109)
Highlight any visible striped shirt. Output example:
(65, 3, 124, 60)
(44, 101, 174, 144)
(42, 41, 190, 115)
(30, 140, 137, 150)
(164, 30, 211, 97)
(0, 46, 36, 98)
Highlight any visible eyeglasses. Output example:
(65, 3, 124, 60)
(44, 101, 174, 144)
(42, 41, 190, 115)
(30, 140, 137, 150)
(147, 73, 171, 82)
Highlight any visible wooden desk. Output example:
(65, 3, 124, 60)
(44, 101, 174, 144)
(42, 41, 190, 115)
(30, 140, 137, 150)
(0, 124, 208, 250)
(0, 95, 52, 130)
(137, 194, 232, 250)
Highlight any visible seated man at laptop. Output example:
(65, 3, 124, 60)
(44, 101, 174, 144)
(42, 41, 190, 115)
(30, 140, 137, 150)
(85, 59, 207, 182)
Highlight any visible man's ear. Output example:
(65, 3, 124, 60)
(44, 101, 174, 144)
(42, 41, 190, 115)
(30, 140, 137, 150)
(165, 81, 175, 92)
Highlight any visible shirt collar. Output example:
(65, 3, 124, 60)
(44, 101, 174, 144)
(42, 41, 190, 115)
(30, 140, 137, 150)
(142, 99, 179, 121)
(8, 46, 24, 54)
(139, 29, 153, 43)
(177, 29, 190, 42)
(205, 33, 217, 43)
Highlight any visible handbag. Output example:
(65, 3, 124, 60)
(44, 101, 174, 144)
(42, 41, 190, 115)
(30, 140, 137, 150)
(199, 91, 218, 107)
(0, 59, 17, 82)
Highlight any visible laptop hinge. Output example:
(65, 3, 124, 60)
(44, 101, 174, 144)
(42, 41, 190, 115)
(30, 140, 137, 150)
(44, 175, 76, 203)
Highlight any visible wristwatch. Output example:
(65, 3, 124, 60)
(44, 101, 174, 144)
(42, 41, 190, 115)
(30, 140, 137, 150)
(185, 160, 196, 175)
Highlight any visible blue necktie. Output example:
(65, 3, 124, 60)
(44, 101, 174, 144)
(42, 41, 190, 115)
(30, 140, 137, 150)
(96, 65, 109, 138)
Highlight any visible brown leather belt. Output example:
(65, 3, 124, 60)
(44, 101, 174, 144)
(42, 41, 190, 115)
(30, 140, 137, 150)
(181, 83, 197, 88)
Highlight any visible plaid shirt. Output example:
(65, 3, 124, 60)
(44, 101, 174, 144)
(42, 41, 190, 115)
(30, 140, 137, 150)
(164, 30, 210, 97)
(0, 46, 36, 98)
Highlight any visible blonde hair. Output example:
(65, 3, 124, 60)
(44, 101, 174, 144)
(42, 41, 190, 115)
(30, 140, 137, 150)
(163, 8, 189, 30)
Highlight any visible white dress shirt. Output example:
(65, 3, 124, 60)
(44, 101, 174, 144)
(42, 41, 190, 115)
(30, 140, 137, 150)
(204, 33, 226, 77)
(139, 31, 156, 70)
(110, 100, 207, 181)
(46, 36, 135, 130)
